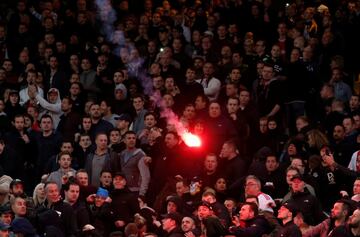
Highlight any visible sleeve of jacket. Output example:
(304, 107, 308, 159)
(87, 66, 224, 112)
(303, 219, 330, 237)
(229, 218, 268, 237)
(36, 94, 61, 113)
(138, 156, 151, 196)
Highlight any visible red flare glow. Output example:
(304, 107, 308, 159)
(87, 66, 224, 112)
(182, 132, 201, 147)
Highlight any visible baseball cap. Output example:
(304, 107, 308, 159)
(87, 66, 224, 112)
(0, 204, 12, 215)
(158, 26, 169, 33)
(11, 217, 37, 235)
(10, 179, 24, 189)
(290, 174, 304, 182)
(197, 201, 213, 211)
(162, 212, 182, 226)
(114, 114, 132, 123)
(281, 202, 298, 216)
(8, 90, 19, 96)
(113, 172, 126, 179)
(96, 187, 109, 198)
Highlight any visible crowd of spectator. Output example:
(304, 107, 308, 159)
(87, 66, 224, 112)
(0, 0, 360, 236)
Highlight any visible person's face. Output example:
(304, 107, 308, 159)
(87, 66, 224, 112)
(239, 204, 253, 221)
(46, 184, 59, 203)
(99, 101, 109, 115)
(195, 96, 206, 110)
(226, 84, 238, 98)
(0, 213, 12, 225)
(124, 133, 136, 149)
(221, 46, 231, 58)
(185, 69, 196, 83)
(96, 134, 108, 150)
(26, 72, 36, 84)
(113, 72, 124, 84)
(167, 201, 177, 213)
(197, 206, 212, 220)
(153, 76, 164, 89)
(343, 118, 354, 134)
(286, 169, 298, 185)
(161, 94, 174, 108)
(266, 156, 279, 172)
(349, 209, 360, 228)
(215, 178, 227, 191)
(291, 159, 305, 174)
(220, 143, 233, 159)
(277, 206, 291, 219)
(36, 185, 46, 200)
(331, 69, 342, 82)
(76, 172, 89, 186)
(59, 154, 71, 169)
(0, 69, 6, 82)
(113, 176, 126, 189)
(79, 135, 91, 149)
(14, 117, 24, 131)
(268, 121, 277, 130)
(40, 118, 53, 132)
(49, 57, 58, 69)
(100, 172, 112, 187)
(2, 61, 12, 72)
(262, 66, 274, 81)
(61, 99, 72, 112)
(209, 103, 221, 118)
(259, 119, 268, 133)
(353, 180, 360, 195)
(95, 195, 106, 207)
(69, 55, 79, 66)
(162, 218, 175, 232)
(90, 105, 101, 119)
(296, 118, 307, 132)
(203, 63, 214, 76)
(350, 96, 360, 110)
(11, 183, 24, 196)
(133, 97, 144, 111)
(110, 131, 120, 144)
(333, 125, 345, 140)
(331, 202, 345, 219)
(82, 118, 92, 131)
(271, 45, 281, 58)
(227, 98, 239, 114)
(9, 94, 19, 105)
(48, 92, 58, 103)
(181, 217, 194, 232)
(164, 133, 178, 148)
(81, 59, 91, 71)
(70, 74, 80, 84)
(204, 155, 218, 172)
(12, 198, 26, 216)
(145, 115, 156, 128)
(290, 49, 300, 62)
(183, 106, 196, 120)
(291, 178, 305, 192)
(117, 119, 129, 130)
(65, 184, 80, 203)
(245, 179, 260, 196)
(176, 182, 187, 197)
(239, 91, 250, 106)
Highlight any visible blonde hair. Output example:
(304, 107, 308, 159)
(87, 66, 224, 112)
(307, 129, 329, 151)
(33, 183, 46, 206)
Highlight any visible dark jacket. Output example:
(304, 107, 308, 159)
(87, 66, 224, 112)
(288, 190, 326, 225)
(110, 188, 140, 228)
(276, 221, 302, 237)
(229, 215, 270, 237)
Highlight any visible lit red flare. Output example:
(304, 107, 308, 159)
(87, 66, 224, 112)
(182, 132, 201, 147)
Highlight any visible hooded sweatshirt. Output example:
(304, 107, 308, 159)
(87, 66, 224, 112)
(36, 88, 62, 128)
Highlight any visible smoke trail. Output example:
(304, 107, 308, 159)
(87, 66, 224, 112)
(95, 3, 198, 143)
